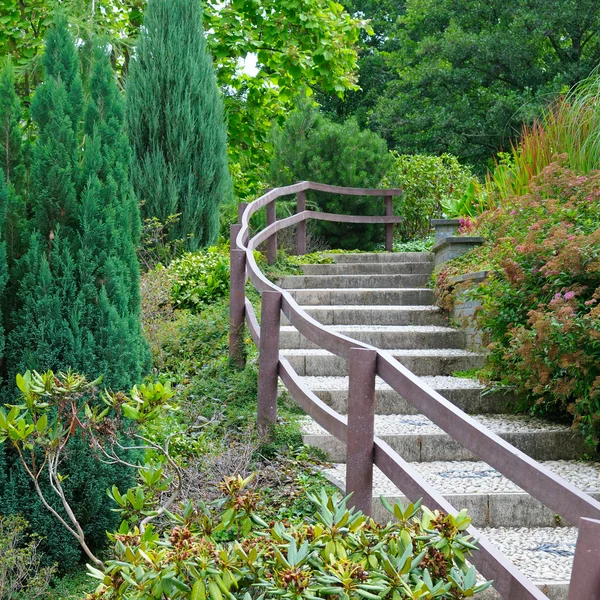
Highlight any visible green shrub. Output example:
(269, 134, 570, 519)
(169, 245, 230, 312)
(269, 100, 393, 250)
(436, 162, 600, 446)
(87, 483, 490, 599)
(0, 514, 55, 599)
(383, 153, 479, 240)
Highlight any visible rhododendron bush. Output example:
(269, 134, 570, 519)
(436, 160, 600, 446)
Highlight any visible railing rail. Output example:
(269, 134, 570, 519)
(230, 181, 600, 600)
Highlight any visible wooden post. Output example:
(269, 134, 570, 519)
(257, 290, 282, 437)
(229, 224, 246, 369)
(237, 202, 248, 227)
(266, 200, 277, 265)
(567, 518, 600, 600)
(346, 347, 377, 516)
(385, 195, 393, 252)
(296, 190, 307, 256)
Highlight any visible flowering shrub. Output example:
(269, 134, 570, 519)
(435, 161, 600, 446)
(87, 479, 491, 599)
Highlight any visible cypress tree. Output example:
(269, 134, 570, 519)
(0, 61, 26, 264)
(1, 22, 145, 568)
(126, 0, 232, 250)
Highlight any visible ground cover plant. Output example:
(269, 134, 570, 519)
(435, 160, 600, 447)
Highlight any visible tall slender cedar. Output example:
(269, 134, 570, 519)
(126, 0, 232, 250)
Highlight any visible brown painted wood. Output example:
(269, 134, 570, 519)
(568, 518, 600, 599)
(296, 190, 307, 256)
(385, 195, 393, 251)
(346, 348, 377, 516)
(266, 200, 277, 265)
(229, 225, 246, 369)
(257, 291, 282, 437)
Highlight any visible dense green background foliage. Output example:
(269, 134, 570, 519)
(269, 100, 393, 249)
(127, 0, 232, 251)
(333, 0, 600, 173)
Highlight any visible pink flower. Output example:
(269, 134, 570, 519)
(510, 210, 517, 215)
(564, 291, 575, 300)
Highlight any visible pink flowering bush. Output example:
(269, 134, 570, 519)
(436, 161, 600, 446)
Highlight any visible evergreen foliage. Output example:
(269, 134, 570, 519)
(0, 61, 26, 266)
(0, 20, 145, 568)
(126, 0, 232, 250)
(270, 101, 392, 249)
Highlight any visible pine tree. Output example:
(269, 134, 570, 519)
(126, 0, 232, 250)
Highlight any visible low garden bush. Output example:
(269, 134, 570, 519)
(169, 244, 230, 311)
(383, 154, 479, 240)
(86, 483, 490, 599)
(435, 161, 600, 447)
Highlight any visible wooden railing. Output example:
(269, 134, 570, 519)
(229, 182, 600, 600)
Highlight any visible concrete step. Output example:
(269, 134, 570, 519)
(280, 348, 486, 376)
(301, 414, 587, 462)
(324, 461, 600, 528)
(279, 325, 466, 350)
(324, 252, 433, 264)
(278, 273, 431, 289)
(287, 288, 436, 306)
(282, 305, 447, 326)
(295, 376, 516, 415)
(300, 262, 434, 275)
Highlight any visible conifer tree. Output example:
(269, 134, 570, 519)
(0, 61, 26, 264)
(29, 16, 82, 239)
(126, 0, 232, 250)
(2, 22, 146, 568)
(9, 25, 148, 390)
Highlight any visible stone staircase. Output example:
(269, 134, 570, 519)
(277, 252, 600, 600)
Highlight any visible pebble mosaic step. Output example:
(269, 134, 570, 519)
(300, 262, 434, 275)
(280, 348, 486, 376)
(323, 252, 433, 264)
(282, 304, 447, 326)
(287, 287, 436, 306)
(322, 461, 600, 527)
(278, 273, 431, 289)
(301, 414, 587, 462)
(294, 375, 516, 414)
(279, 324, 466, 350)
(482, 527, 576, 589)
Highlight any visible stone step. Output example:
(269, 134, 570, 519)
(279, 325, 466, 350)
(282, 305, 447, 326)
(324, 252, 433, 264)
(296, 376, 516, 414)
(323, 461, 600, 528)
(301, 414, 587, 462)
(300, 262, 434, 275)
(287, 287, 436, 306)
(278, 273, 431, 289)
(480, 527, 574, 599)
(280, 348, 486, 376)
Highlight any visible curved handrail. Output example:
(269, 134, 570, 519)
(232, 182, 600, 600)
